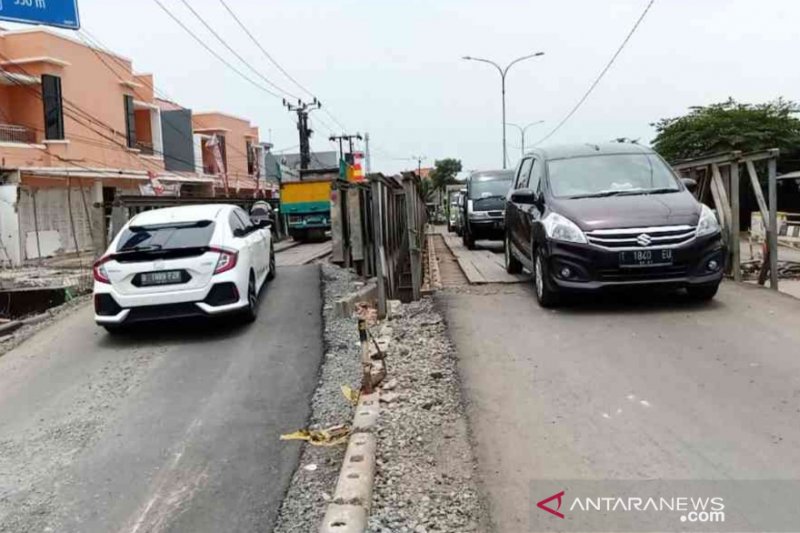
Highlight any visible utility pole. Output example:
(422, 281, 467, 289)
(283, 98, 321, 170)
(329, 133, 363, 163)
(411, 155, 426, 179)
(364, 132, 371, 174)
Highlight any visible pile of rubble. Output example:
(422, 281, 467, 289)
(366, 298, 485, 533)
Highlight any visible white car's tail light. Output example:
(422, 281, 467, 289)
(210, 247, 238, 275)
(93, 256, 112, 284)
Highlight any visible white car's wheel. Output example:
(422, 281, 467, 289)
(243, 274, 258, 323)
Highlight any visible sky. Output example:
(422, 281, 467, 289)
(5, 0, 799, 174)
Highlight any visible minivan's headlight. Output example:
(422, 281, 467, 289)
(696, 204, 721, 238)
(542, 212, 587, 244)
(469, 211, 489, 219)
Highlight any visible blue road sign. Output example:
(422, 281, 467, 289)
(0, 0, 80, 30)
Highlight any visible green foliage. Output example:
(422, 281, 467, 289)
(428, 158, 463, 192)
(651, 98, 800, 163)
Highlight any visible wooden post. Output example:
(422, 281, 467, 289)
(403, 177, 421, 300)
(730, 161, 741, 282)
(370, 179, 387, 318)
(768, 156, 778, 290)
(358, 318, 373, 394)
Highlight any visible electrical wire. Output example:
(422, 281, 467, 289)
(176, 0, 299, 100)
(150, 0, 285, 101)
(533, 0, 656, 146)
(217, 0, 349, 131)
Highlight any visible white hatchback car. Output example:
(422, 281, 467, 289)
(93, 204, 274, 331)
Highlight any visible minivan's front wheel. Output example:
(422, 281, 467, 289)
(687, 283, 719, 302)
(533, 247, 559, 308)
(505, 234, 522, 274)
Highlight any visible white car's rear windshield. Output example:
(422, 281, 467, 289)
(116, 220, 215, 252)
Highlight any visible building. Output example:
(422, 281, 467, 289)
(0, 28, 268, 268)
(0, 27, 214, 267)
(192, 111, 267, 198)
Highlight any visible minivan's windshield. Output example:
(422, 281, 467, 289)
(470, 174, 514, 199)
(116, 220, 215, 252)
(547, 153, 681, 199)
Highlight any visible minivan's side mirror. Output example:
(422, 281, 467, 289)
(255, 219, 272, 229)
(681, 177, 698, 192)
(511, 188, 537, 205)
(233, 227, 246, 238)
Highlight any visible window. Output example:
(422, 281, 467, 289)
(529, 158, 543, 193)
(116, 221, 215, 252)
(41, 74, 64, 140)
(229, 211, 247, 236)
(124, 95, 136, 148)
(547, 153, 681, 198)
(515, 158, 533, 189)
(234, 208, 254, 231)
(246, 141, 255, 175)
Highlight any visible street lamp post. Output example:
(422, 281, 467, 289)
(462, 52, 545, 169)
(506, 121, 545, 158)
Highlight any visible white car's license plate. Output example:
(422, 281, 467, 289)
(139, 270, 184, 286)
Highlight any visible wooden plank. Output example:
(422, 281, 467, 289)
(745, 160, 769, 224)
(730, 162, 741, 282)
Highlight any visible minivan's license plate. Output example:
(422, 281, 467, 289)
(619, 249, 673, 267)
(139, 270, 184, 286)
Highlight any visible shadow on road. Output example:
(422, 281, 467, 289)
(95, 283, 280, 348)
(518, 282, 725, 315)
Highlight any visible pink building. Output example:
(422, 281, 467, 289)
(0, 28, 264, 267)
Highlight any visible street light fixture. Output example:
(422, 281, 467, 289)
(506, 121, 545, 158)
(462, 52, 545, 169)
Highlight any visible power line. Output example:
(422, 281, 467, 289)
(150, 0, 286, 101)
(176, 0, 299, 100)
(76, 28, 253, 165)
(216, 0, 348, 131)
(533, 0, 656, 146)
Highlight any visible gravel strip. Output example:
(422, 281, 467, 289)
(367, 297, 486, 533)
(273, 263, 363, 533)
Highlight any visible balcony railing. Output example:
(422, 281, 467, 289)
(0, 124, 36, 144)
(135, 140, 155, 156)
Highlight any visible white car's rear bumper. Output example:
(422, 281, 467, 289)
(94, 277, 248, 325)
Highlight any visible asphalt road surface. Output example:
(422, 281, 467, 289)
(440, 282, 800, 533)
(0, 266, 323, 533)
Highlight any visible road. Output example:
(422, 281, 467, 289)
(0, 266, 323, 533)
(440, 282, 800, 533)
(276, 240, 332, 267)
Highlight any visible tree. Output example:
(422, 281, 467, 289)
(428, 158, 462, 192)
(651, 98, 800, 163)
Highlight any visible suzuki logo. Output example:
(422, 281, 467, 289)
(636, 233, 652, 247)
(537, 490, 566, 519)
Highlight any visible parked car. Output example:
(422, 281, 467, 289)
(93, 204, 275, 331)
(447, 190, 462, 233)
(504, 143, 725, 307)
(453, 189, 466, 236)
(461, 170, 514, 249)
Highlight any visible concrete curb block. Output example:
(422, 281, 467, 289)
(319, 392, 380, 533)
(334, 281, 378, 318)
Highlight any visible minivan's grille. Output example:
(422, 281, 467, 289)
(598, 264, 689, 282)
(585, 225, 696, 250)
